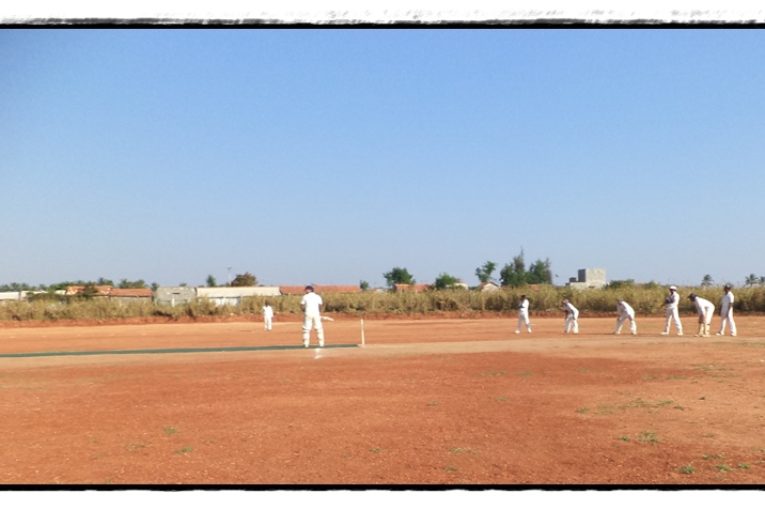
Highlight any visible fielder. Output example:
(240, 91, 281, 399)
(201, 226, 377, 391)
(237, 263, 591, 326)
(716, 284, 737, 337)
(515, 294, 532, 334)
(562, 299, 579, 335)
(689, 293, 715, 337)
(262, 302, 274, 331)
(661, 285, 683, 336)
(614, 299, 637, 335)
(300, 285, 324, 348)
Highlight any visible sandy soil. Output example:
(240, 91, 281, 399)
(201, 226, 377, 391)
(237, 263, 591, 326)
(0, 315, 763, 485)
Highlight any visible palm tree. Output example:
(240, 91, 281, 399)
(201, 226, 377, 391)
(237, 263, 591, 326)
(701, 274, 714, 287)
(745, 273, 759, 287)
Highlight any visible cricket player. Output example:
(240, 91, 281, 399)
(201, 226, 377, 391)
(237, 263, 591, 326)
(716, 284, 737, 337)
(661, 285, 683, 336)
(262, 302, 274, 331)
(300, 285, 324, 348)
(689, 293, 715, 337)
(615, 299, 637, 335)
(562, 299, 579, 334)
(515, 294, 532, 334)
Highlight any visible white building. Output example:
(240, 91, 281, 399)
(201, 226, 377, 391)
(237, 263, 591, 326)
(567, 268, 607, 290)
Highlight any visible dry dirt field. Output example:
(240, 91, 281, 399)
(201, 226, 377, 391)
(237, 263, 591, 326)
(1, 315, 764, 486)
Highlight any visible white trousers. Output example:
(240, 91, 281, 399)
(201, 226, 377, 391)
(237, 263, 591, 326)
(663, 308, 683, 334)
(517, 311, 531, 333)
(264, 316, 273, 331)
(698, 305, 715, 326)
(615, 313, 637, 335)
(718, 309, 737, 336)
(564, 313, 579, 334)
(302, 314, 324, 346)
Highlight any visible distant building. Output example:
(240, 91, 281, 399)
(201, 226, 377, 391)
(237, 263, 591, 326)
(0, 291, 22, 302)
(196, 286, 281, 307)
(155, 287, 197, 307)
(566, 268, 607, 290)
(278, 285, 362, 295)
(479, 282, 501, 293)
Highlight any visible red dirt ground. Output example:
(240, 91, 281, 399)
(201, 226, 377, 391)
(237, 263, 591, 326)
(0, 315, 764, 485)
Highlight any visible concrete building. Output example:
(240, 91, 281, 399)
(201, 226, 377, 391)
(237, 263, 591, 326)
(196, 286, 281, 307)
(567, 268, 607, 290)
(154, 287, 197, 307)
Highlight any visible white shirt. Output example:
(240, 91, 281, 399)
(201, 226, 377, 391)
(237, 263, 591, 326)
(262, 305, 273, 319)
(519, 298, 529, 314)
(665, 291, 680, 310)
(720, 291, 735, 315)
(617, 301, 635, 318)
(300, 292, 323, 317)
(694, 297, 714, 314)
(563, 301, 579, 317)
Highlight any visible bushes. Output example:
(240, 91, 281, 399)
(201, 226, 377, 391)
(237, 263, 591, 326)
(1, 286, 764, 323)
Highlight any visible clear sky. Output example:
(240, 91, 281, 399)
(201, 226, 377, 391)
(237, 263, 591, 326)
(2, 29, 764, 288)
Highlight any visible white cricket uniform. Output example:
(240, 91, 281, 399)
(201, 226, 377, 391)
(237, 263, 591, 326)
(563, 301, 579, 334)
(717, 291, 737, 336)
(615, 301, 637, 335)
(516, 298, 531, 334)
(262, 305, 274, 331)
(693, 297, 715, 326)
(300, 291, 324, 347)
(662, 291, 683, 335)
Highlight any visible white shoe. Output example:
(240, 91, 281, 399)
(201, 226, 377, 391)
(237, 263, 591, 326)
(715, 332, 722, 336)
(661, 332, 669, 336)
(304, 343, 310, 348)
(319, 342, 325, 348)
(515, 330, 520, 334)
(677, 333, 683, 336)
(731, 333, 737, 337)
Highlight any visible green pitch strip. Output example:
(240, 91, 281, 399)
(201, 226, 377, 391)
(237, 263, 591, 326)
(0, 343, 360, 359)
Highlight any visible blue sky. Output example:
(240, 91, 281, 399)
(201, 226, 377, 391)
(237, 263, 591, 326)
(2, 29, 764, 288)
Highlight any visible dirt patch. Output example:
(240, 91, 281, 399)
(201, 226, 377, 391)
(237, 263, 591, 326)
(0, 316, 763, 485)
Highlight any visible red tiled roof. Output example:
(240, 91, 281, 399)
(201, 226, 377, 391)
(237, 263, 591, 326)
(279, 285, 362, 295)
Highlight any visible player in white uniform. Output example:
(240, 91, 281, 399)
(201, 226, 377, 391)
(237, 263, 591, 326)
(515, 294, 532, 334)
(689, 293, 715, 337)
(262, 302, 274, 331)
(661, 286, 683, 336)
(300, 285, 324, 348)
(716, 284, 737, 337)
(562, 299, 579, 334)
(614, 299, 637, 335)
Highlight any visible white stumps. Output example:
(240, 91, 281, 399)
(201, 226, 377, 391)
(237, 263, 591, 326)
(360, 318, 366, 347)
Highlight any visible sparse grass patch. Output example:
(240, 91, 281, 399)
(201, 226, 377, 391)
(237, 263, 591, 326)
(449, 447, 474, 455)
(515, 370, 533, 378)
(479, 370, 506, 378)
(369, 447, 383, 454)
(678, 465, 695, 475)
(637, 431, 659, 444)
(576, 407, 590, 414)
(495, 395, 508, 402)
(737, 463, 750, 470)
(426, 400, 439, 407)
(163, 426, 177, 436)
(715, 464, 732, 473)
(175, 446, 193, 455)
(444, 465, 458, 473)
(617, 436, 630, 442)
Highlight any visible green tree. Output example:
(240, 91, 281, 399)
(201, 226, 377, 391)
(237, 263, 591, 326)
(230, 272, 257, 287)
(500, 252, 527, 287)
(118, 279, 147, 289)
(434, 273, 460, 290)
(701, 274, 714, 287)
(745, 273, 759, 287)
(206, 274, 217, 287)
(475, 260, 497, 284)
(383, 267, 415, 288)
(359, 280, 370, 291)
(527, 258, 553, 284)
